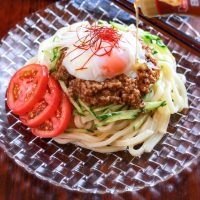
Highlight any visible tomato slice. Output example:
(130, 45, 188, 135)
(7, 64, 49, 115)
(20, 76, 62, 127)
(31, 93, 71, 138)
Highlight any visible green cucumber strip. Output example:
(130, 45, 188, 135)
(50, 47, 61, 62)
(110, 104, 124, 111)
(78, 99, 96, 117)
(153, 49, 158, 55)
(143, 101, 166, 112)
(102, 108, 111, 115)
(42, 50, 51, 56)
(69, 98, 84, 116)
(52, 36, 61, 42)
(96, 109, 140, 127)
(94, 105, 124, 116)
(156, 40, 166, 48)
(93, 105, 113, 113)
(140, 31, 167, 50)
(44, 46, 61, 73)
(110, 21, 129, 32)
(95, 101, 166, 127)
(65, 128, 93, 133)
(59, 81, 84, 116)
(98, 20, 109, 26)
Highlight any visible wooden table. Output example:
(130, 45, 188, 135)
(0, 1, 200, 199)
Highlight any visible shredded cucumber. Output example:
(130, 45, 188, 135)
(139, 30, 171, 57)
(78, 99, 96, 117)
(110, 104, 125, 111)
(59, 81, 84, 116)
(93, 105, 113, 113)
(71, 99, 85, 116)
(140, 31, 166, 48)
(92, 104, 124, 115)
(70, 99, 166, 127)
(50, 47, 61, 73)
(139, 29, 175, 67)
(65, 128, 93, 133)
(96, 109, 140, 127)
(98, 20, 109, 26)
(109, 21, 129, 32)
(152, 49, 158, 55)
(52, 36, 61, 42)
(43, 47, 61, 73)
(143, 101, 166, 112)
(102, 105, 124, 114)
(95, 101, 166, 127)
(98, 20, 129, 32)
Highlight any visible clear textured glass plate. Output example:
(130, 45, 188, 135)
(0, 0, 199, 194)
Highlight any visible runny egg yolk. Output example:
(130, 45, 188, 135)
(100, 51, 130, 78)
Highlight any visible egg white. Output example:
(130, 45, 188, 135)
(62, 29, 145, 81)
(37, 22, 146, 81)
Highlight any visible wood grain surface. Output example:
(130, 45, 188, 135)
(0, 0, 56, 39)
(0, 0, 200, 200)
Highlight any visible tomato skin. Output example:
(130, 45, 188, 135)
(20, 76, 62, 127)
(7, 64, 49, 115)
(31, 93, 71, 138)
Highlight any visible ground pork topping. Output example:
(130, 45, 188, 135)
(68, 74, 143, 108)
(51, 45, 160, 108)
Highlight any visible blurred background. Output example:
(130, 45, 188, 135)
(0, 0, 57, 39)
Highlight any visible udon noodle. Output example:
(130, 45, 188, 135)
(28, 22, 188, 156)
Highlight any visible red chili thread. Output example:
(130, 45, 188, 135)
(66, 24, 122, 70)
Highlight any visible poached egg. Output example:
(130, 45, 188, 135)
(39, 22, 146, 81)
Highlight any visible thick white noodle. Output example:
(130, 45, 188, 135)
(33, 23, 188, 156)
(54, 56, 187, 156)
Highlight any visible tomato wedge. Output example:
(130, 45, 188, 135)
(31, 93, 71, 138)
(20, 76, 62, 127)
(7, 64, 49, 115)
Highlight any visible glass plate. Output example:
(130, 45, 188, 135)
(0, 0, 200, 194)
